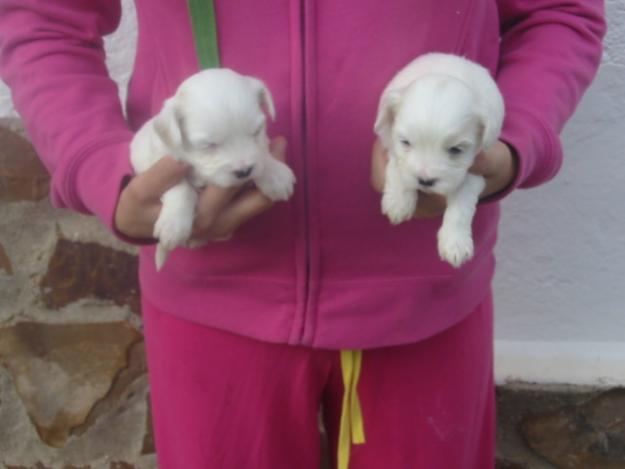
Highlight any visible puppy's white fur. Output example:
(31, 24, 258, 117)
(374, 53, 504, 267)
(130, 69, 296, 269)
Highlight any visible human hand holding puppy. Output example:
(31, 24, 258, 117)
(115, 136, 287, 242)
(370, 138, 517, 217)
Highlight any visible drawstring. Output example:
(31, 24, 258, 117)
(338, 350, 366, 469)
(187, 0, 220, 69)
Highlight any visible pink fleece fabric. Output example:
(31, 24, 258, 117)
(142, 293, 494, 469)
(0, 1, 606, 349)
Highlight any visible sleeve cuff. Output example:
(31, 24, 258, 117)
(483, 106, 563, 203)
(61, 135, 156, 245)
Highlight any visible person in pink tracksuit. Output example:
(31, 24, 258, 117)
(0, 1, 605, 468)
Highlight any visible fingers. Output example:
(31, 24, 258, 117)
(270, 136, 288, 162)
(195, 184, 242, 230)
(119, 137, 289, 244)
(469, 141, 514, 177)
(192, 187, 274, 240)
(371, 138, 388, 193)
(412, 193, 447, 219)
(469, 151, 490, 175)
(216, 189, 274, 233)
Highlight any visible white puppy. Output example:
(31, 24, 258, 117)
(130, 69, 296, 270)
(374, 53, 504, 267)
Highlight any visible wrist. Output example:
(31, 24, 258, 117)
(478, 140, 519, 202)
(497, 142, 519, 194)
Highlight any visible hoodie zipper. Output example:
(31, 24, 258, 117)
(298, 0, 312, 344)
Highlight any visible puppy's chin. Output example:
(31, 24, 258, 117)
(397, 170, 421, 191)
(397, 165, 469, 196)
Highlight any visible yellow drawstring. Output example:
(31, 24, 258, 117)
(338, 350, 366, 469)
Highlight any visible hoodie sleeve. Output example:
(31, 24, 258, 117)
(0, 0, 135, 234)
(487, 0, 606, 201)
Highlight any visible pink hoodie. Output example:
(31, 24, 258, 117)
(0, 0, 605, 349)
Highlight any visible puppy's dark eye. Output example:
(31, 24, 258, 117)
(447, 146, 464, 156)
(399, 138, 411, 148)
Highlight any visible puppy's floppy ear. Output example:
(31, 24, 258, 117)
(475, 119, 487, 149)
(247, 77, 276, 121)
(374, 89, 402, 149)
(476, 87, 505, 151)
(153, 97, 184, 150)
(476, 109, 503, 152)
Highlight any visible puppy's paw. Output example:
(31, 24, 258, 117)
(437, 227, 474, 268)
(153, 210, 193, 251)
(255, 162, 296, 201)
(382, 189, 416, 225)
(155, 244, 169, 271)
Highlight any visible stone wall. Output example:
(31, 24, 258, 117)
(0, 120, 153, 469)
(496, 385, 625, 468)
(2, 119, 624, 468)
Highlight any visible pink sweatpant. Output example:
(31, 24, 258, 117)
(142, 295, 494, 469)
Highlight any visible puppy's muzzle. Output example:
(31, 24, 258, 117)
(233, 165, 254, 179)
(418, 177, 438, 188)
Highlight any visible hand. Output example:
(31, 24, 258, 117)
(115, 136, 288, 242)
(370, 138, 518, 218)
(115, 156, 189, 240)
(469, 140, 518, 200)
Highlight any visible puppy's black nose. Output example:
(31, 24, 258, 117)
(233, 165, 254, 179)
(418, 177, 438, 187)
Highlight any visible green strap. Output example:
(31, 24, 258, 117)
(187, 0, 220, 69)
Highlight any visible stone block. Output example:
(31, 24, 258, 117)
(0, 126, 49, 202)
(0, 321, 142, 448)
(40, 238, 140, 314)
(521, 388, 625, 468)
(70, 340, 147, 439)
